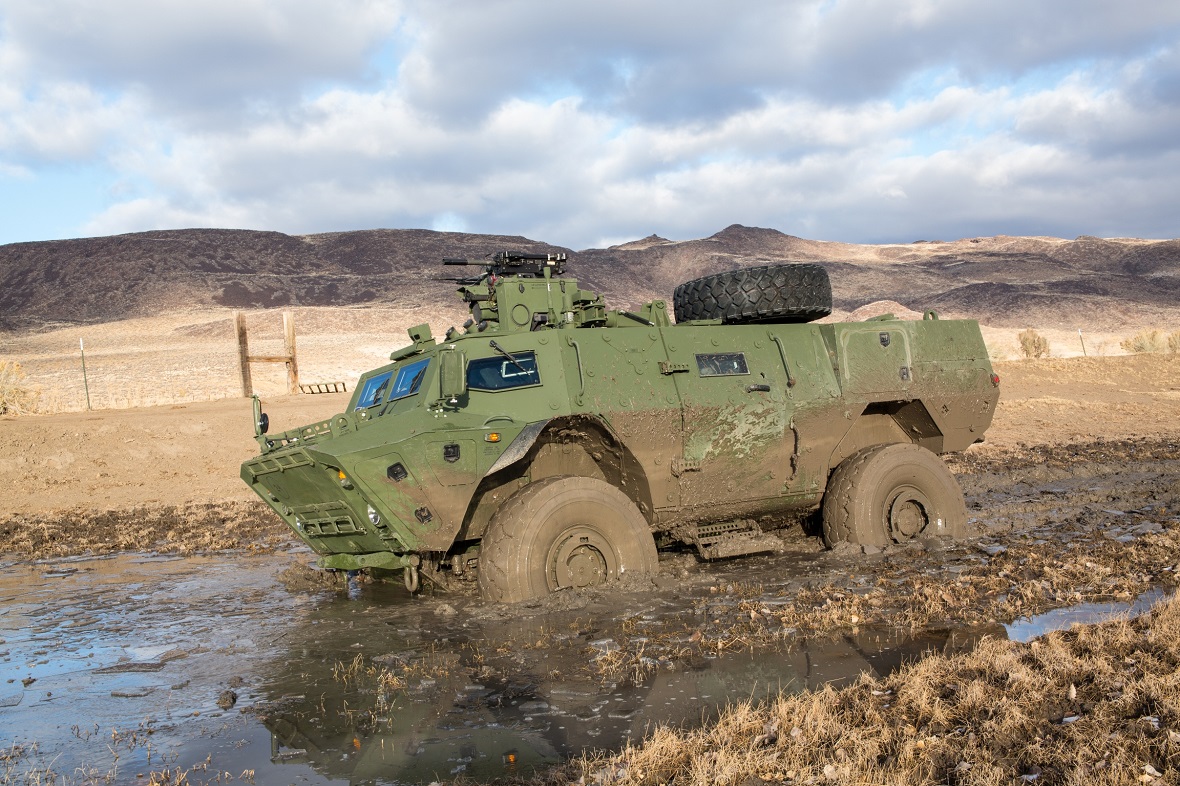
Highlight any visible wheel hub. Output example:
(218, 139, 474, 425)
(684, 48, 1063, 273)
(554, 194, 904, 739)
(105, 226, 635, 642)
(548, 527, 615, 590)
(888, 489, 930, 540)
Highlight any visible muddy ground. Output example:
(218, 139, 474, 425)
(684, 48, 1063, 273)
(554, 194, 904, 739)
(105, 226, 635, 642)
(1, 353, 1180, 784)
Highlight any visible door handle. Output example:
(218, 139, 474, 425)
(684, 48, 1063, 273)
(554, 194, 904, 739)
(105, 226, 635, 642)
(745, 384, 771, 393)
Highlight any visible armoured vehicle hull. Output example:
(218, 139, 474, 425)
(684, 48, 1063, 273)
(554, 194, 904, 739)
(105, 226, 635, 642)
(242, 256, 998, 601)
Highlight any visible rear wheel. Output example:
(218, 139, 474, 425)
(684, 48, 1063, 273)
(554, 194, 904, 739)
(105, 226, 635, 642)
(822, 443, 966, 549)
(478, 476, 659, 602)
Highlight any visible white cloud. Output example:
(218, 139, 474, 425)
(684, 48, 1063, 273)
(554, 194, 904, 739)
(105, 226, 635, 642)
(0, 81, 144, 162)
(1, 0, 402, 119)
(3, 0, 1180, 247)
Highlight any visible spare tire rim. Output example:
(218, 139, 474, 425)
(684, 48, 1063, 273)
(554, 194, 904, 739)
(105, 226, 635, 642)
(888, 488, 931, 541)
(547, 526, 616, 591)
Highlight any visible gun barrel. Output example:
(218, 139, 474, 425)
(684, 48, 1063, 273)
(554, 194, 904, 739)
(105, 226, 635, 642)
(441, 250, 567, 276)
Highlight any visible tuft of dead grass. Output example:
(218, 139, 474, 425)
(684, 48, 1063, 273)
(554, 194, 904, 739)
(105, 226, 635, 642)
(552, 595, 1180, 786)
(1122, 330, 1168, 354)
(1118, 328, 1180, 354)
(1018, 329, 1050, 359)
(0, 361, 40, 416)
(373, 650, 462, 715)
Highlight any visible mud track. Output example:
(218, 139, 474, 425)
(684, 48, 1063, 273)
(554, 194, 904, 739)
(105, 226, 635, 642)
(3, 437, 1178, 784)
(469, 436, 1180, 681)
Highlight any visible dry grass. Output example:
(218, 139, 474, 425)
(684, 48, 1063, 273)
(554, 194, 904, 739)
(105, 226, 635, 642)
(332, 652, 368, 687)
(1119, 328, 1180, 354)
(548, 595, 1180, 786)
(374, 652, 459, 721)
(0, 361, 40, 415)
(1122, 330, 1169, 354)
(0, 501, 294, 559)
(1018, 329, 1050, 359)
(575, 500, 1179, 687)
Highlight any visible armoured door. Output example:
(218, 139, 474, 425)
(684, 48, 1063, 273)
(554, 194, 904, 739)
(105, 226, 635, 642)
(659, 326, 792, 510)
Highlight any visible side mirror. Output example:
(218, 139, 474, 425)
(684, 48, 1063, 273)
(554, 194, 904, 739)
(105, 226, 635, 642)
(438, 348, 467, 404)
(252, 395, 269, 436)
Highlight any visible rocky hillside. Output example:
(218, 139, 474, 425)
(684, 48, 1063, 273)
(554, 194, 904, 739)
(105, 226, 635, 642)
(2, 225, 1178, 332)
(0, 228, 563, 331)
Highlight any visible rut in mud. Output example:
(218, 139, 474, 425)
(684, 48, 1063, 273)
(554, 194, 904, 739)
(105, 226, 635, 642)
(2, 438, 1179, 785)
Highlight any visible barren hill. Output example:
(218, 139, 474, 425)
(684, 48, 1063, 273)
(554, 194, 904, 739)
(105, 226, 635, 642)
(579, 229, 1180, 330)
(2, 225, 1178, 332)
(0, 228, 564, 332)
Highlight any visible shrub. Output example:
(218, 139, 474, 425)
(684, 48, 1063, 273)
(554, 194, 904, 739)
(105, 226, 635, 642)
(1169, 331, 1180, 353)
(0, 361, 40, 415)
(1018, 329, 1050, 359)
(1120, 329, 1166, 354)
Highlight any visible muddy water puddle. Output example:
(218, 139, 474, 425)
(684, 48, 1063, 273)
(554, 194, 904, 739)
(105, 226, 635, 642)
(1005, 586, 1169, 642)
(0, 552, 308, 780)
(1, 550, 1004, 785)
(3, 441, 1177, 782)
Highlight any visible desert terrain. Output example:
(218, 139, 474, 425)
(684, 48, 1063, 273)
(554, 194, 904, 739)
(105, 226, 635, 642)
(2, 226, 1180, 785)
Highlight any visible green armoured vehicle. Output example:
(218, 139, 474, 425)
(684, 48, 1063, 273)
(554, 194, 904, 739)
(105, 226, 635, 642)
(242, 253, 999, 601)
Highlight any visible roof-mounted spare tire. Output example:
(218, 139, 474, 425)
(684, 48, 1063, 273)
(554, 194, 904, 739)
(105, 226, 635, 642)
(672, 263, 832, 324)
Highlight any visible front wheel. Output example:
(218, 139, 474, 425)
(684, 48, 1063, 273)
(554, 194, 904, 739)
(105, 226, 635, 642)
(478, 476, 659, 603)
(822, 443, 966, 549)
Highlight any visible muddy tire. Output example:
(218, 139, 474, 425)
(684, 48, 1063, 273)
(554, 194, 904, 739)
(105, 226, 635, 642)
(672, 263, 832, 324)
(821, 443, 966, 549)
(478, 476, 660, 602)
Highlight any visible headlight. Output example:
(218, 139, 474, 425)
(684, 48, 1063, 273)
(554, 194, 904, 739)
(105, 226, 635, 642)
(367, 505, 381, 525)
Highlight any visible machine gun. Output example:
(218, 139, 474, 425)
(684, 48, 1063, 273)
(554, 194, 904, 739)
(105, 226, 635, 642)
(437, 250, 609, 336)
(441, 251, 567, 283)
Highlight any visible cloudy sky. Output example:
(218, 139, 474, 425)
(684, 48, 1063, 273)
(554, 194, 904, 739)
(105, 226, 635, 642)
(2, 0, 1179, 250)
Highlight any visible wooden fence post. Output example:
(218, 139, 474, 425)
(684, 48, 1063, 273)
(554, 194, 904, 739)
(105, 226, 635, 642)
(283, 311, 299, 394)
(236, 312, 253, 397)
(236, 311, 299, 397)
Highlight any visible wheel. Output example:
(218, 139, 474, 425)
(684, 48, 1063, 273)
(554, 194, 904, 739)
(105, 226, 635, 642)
(821, 443, 966, 549)
(478, 476, 659, 602)
(672, 263, 832, 324)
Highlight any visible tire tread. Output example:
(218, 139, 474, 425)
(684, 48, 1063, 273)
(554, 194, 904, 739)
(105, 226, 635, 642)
(821, 443, 965, 548)
(672, 263, 832, 324)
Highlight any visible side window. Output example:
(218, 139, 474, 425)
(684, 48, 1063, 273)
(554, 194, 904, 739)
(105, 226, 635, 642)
(355, 371, 393, 409)
(467, 351, 540, 391)
(388, 358, 430, 401)
(695, 352, 749, 377)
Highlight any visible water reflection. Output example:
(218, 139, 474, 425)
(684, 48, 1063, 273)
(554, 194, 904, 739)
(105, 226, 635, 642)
(246, 577, 1003, 784)
(1005, 588, 1168, 642)
(0, 552, 1007, 786)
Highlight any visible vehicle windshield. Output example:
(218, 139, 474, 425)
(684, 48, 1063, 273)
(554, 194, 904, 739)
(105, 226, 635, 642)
(354, 357, 431, 410)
